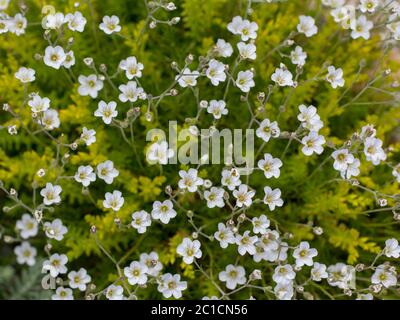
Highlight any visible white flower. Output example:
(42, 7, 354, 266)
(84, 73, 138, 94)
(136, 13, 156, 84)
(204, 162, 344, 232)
(340, 158, 360, 179)
(331, 149, 354, 172)
(103, 190, 124, 212)
(311, 262, 328, 281)
(207, 100, 228, 119)
(237, 42, 256, 60)
(221, 169, 241, 191)
(290, 46, 307, 66)
(327, 263, 354, 289)
(68, 268, 91, 291)
(233, 184, 255, 208)
(214, 223, 235, 249)
(218, 264, 246, 290)
(28, 95, 50, 113)
(119, 56, 144, 79)
(0, 18, 8, 34)
(297, 15, 318, 37)
(151, 200, 177, 224)
(52, 287, 73, 300)
(96, 160, 119, 184)
(99, 15, 121, 34)
(0, 0, 10, 11)
(43, 46, 66, 69)
(39, 109, 60, 130)
(273, 265, 296, 284)
(227, 16, 244, 35)
(40, 183, 62, 205)
(78, 74, 104, 98)
(371, 264, 397, 288)
(206, 59, 226, 86)
(94, 101, 118, 124)
(74, 165, 96, 187)
(44, 219, 68, 241)
(44, 13, 65, 30)
(384, 238, 400, 258)
(235, 70, 255, 92)
(118, 81, 145, 103)
(357, 293, 373, 300)
(271, 66, 294, 87)
(252, 215, 270, 234)
(256, 119, 280, 143)
(146, 141, 174, 165)
(157, 273, 187, 299)
(80, 127, 96, 146)
(105, 284, 124, 300)
(176, 68, 199, 87)
(301, 131, 325, 156)
(258, 153, 282, 179)
(331, 7, 350, 23)
(43, 253, 68, 277)
(131, 210, 152, 233)
(62, 50, 75, 69)
(359, 0, 379, 13)
(8, 13, 27, 36)
(65, 11, 87, 32)
(176, 238, 202, 264)
(124, 261, 148, 285)
(293, 241, 318, 267)
(263, 186, 284, 211)
(140, 252, 163, 276)
(364, 137, 386, 165)
(14, 241, 36, 266)
(15, 67, 35, 83)
(326, 66, 345, 88)
(178, 168, 203, 192)
(16, 214, 38, 239)
(351, 15, 373, 40)
(274, 282, 294, 300)
(215, 39, 233, 58)
(236, 231, 258, 256)
(204, 187, 225, 208)
(393, 165, 400, 183)
(297, 104, 323, 132)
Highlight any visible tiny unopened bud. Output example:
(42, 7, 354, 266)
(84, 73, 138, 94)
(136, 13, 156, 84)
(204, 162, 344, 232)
(203, 179, 212, 188)
(186, 210, 194, 219)
(250, 269, 262, 280)
(185, 54, 194, 64)
(70, 142, 78, 150)
(170, 17, 180, 25)
(9, 188, 17, 196)
(145, 112, 153, 122)
(313, 226, 323, 235)
(296, 286, 304, 293)
(355, 264, 365, 272)
(384, 68, 391, 75)
(238, 213, 246, 223)
(170, 88, 178, 96)
(165, 185, 172, 195)
(166, 2, 177, 11)
(199, 100, 208, 109)
(83, 57, 94, 66)
(34, 53, 43, 61)
(378, 198, 387, 207)
(114, 217, 121, 225)
(99, 64, 107, 73)
(36, 169, 46, 177)
(149, 20, 157, 29)
(192, 232, 198, 239)
(90, 225, 97, 233)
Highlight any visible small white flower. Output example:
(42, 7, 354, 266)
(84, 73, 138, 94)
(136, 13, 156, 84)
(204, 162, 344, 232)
(326, 66, 345, 88)
(52, 287, 74, 300)
(236, 231, 258, 256)
(146, 141, 174, 165)
(207, 100, 228, 119)
(44, 13, 65, 30)
(297, 15, 318, 37)
(124, 261, 148, 285)
(206, 59, 226, 86)
(176, 68, 199, 87)
(14, 241, 36, 266)
(176, 238, 202, 264)
(371, 264, 397, 288)
(274, 282, 294, 300)
(40, 183, 62, 205)
(43, 46, 66, 69)
(28, 95, 50, 113)
(258, 153, 282, 179)
(15, 67, 35, 83)
(103, 190, 124, 212)
(273, 264, 296, 284)
(290, 46, 307, 66)
(119, 56, 144, 79)
(178, 168, 203, 192)
(297, 104, 323, 132)
(78, 74, 104, 98)
(94, 100, 118, 124)
(96, 160, 119, 184)
(99, 15, 121, 34)
(218, 264, 246, 290)
(16, 214, 38, 239)
(331, 149, 354, 172)
(271, 66, 294, 87)
(252, 215, 270, 234)
(235, 70, 255, 92)
(256, 119, 280, 143)
(204, 187, 225, 208)
(8, 13, 27, 36)
(43, 253, 68, 277)
(40, 109, 60, 130)
(364, 137, 386, 165)
(62, 50, 75, 69)
(215, 39, 233, 58)
(221, 169, 241, 191)
(118, 81, 145, 103)
(214, 223, 235, 249)
(357, 293, 374, 300)
(293, 241, 318, 267)
(140, 251, 163, 276)
(311, 262, 328, 281)
(131, 210, 152, 233)
(301, 131, 325, 156)
(340, 158, 360, 179)
(393, 165, 400, 183)
(237, 42, 256, 60)
(74, 165, 96, 187)
(65, 11, 87, 32)
(80, 127, 96, 146)
(227, 16, 244, 35)
(384, 238, 400, 258)
(351, 15, 373, 40)
(263, 186, 284, 211)
(151, 200, 177, 224)
(44, 219, 68, 241)
(233, 184, 255, 208)
(157, 273, 187, 299)
(331, 7, 350, 23)
(359, 0, 379, 13)
(327, 263, 355, 289)
(105, 284, 124, 300)
(68, 268, 91, 291)
(0, 0, 9, 10)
